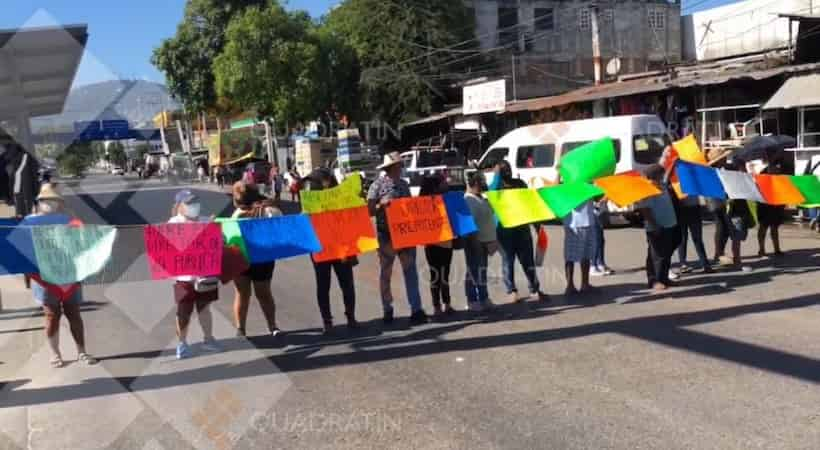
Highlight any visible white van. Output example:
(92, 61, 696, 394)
(472, 114, 671, 218)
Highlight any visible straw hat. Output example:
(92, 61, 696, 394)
(377, 151, 403, 170)
(36, 183, 63, 202)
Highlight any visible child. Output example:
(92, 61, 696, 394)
(563, 200, 597, 296)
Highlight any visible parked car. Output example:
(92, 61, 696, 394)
(400, 149, 466, 196)
(111, 166, 124, 176)
(468, 114, 671, 222)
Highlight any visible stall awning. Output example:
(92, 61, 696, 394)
(763, 74, 820, 110)
(401, 107, 462, 128)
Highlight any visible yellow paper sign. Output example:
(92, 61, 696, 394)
(486, 188, 556, 228)
(300, 173, 366, 214)
(673, 135, 708, 165)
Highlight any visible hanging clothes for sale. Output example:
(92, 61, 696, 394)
(10, 144, 39, 217)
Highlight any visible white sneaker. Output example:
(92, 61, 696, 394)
(668, 271, 680, 281)
(590, 268, 606, 277)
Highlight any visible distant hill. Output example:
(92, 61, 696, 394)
(31, 80, 181, 133)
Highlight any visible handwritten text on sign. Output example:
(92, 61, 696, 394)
(144, 223, 223, 279)
(300, 173, 365, 214)
(32, 225, 118, 285)
(386, 195, 453, 250)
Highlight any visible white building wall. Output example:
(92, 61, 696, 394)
(682, 0, 814, 61)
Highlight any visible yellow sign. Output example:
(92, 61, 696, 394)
(300, 174, 366, 214)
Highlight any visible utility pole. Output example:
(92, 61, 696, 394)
(590, 4, 602, 85)
(511, 54, 518, 100)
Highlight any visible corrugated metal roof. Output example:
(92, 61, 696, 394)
(401, 107, 462, 128)
(763, 74, 820, 109)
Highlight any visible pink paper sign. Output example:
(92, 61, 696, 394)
(144, 223, 223, 279)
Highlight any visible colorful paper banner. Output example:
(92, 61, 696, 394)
(386, 195, 454, 250)
(300, 173, 365, 214)
(144, 223, 224, 279)
(594, 173, 661, 207)
(755, 174, 806, 205)
(442, 191, 478, 237)
(215, 218, 249, 260)
(717, 170, 765, 202)
(790, 175, 820, 205)
(238, 215, 322, 262)
(672, 134, 708, 165)
(558, 137, 617, 184)
(310, 206, 378, 262)
(32, 225, 118, 285)
(676, 160, 727, 199)
(486, 188, 556, 228)
(538, 183, 604, 219)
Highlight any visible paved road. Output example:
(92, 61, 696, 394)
(1, 174, 820, 450)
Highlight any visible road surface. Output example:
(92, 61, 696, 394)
(1, 174, 819, 450)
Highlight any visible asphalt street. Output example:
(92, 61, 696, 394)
(1, 174, 819, 450)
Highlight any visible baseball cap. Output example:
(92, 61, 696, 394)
(174, 189, 199, 204)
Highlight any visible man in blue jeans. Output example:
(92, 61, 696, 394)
(367, 152, 427, 326)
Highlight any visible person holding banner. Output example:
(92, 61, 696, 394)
(562, 199, 597, 297)
(756, 163, 785, 258)
(419, 175, 455, 317)
(637, 165, 680, 292)
(169, 190, 222, 359)
(306, 169, 359, 334)
(490, 161, 550, 304)
(463, 172, 498, 312)
(230, 182, 283, 338)
(23, 184, 97, 368)
(367, 152, 427, 326)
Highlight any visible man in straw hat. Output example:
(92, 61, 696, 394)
(367, 152, 428, 326)
(20, 183, 97, 367)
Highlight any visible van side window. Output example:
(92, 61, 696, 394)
(516, 145, 555, 168)
(633, 134, 669, 164)
(479, 147, 508, 170)
(561, 140, 621, 161)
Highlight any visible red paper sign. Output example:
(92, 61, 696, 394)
(144, 223, 224, 279)
(310, 206, 378, 263)
(386, 196, 454, 250)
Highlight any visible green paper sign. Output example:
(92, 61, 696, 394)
(216, 218, 249, 260)
(538, 183, 604, 219)
(559, 137, 617, 184)
(790, 175, 820, 205)
(32, 225, 118, 285)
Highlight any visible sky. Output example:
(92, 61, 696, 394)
(1, 0, 736, 89)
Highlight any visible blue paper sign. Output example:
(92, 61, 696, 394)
(676, 161, 727, 199)
(0, 227, 38, 275)
(238, 215, 322, 263)
(442, 192, 478, 237)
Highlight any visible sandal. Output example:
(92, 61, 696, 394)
(50, 355, 64, 368)
(78, 353, 98, 365)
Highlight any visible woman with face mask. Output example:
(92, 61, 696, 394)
(22, 184, 97, 368)
(169, 190, 222, 359)
(229, 182, 282, 338)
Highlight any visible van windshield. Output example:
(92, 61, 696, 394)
(479, 147, 508, 170)
(633, 134, 669, 164)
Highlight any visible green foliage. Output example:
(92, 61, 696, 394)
(57, 142, 94, 177)
(152, 0, 268, 112)
(107, 142, 127, 168)
(322, 0, 477, 124)
(134, 143, 153, 166)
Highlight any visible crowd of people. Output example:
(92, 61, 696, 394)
(20, 145, 807, 365)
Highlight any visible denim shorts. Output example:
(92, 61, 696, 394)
(31, 281, 82, 308)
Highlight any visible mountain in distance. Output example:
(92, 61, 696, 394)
(31, 80, 181, 133)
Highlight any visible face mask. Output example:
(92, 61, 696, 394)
(39, 200, 59, 214)
(183, 203, 201, 218)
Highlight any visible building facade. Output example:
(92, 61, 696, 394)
(466, 0, 682, 98)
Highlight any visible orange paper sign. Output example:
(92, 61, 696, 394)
(310, 206, 378, 262)
(754, 174, 806, 205)
(672, 135, 708, 165)
(595, 173, 662, 207)
(386, 196, 454, 250)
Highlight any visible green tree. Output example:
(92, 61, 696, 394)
(214, 5, 323, 124)
(107, 142, 127, 168)
(134, 143, 152, 167)
(322, 0, 477, 124)
(57, 142, 93, 177)
(151, 0, 268, 112)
